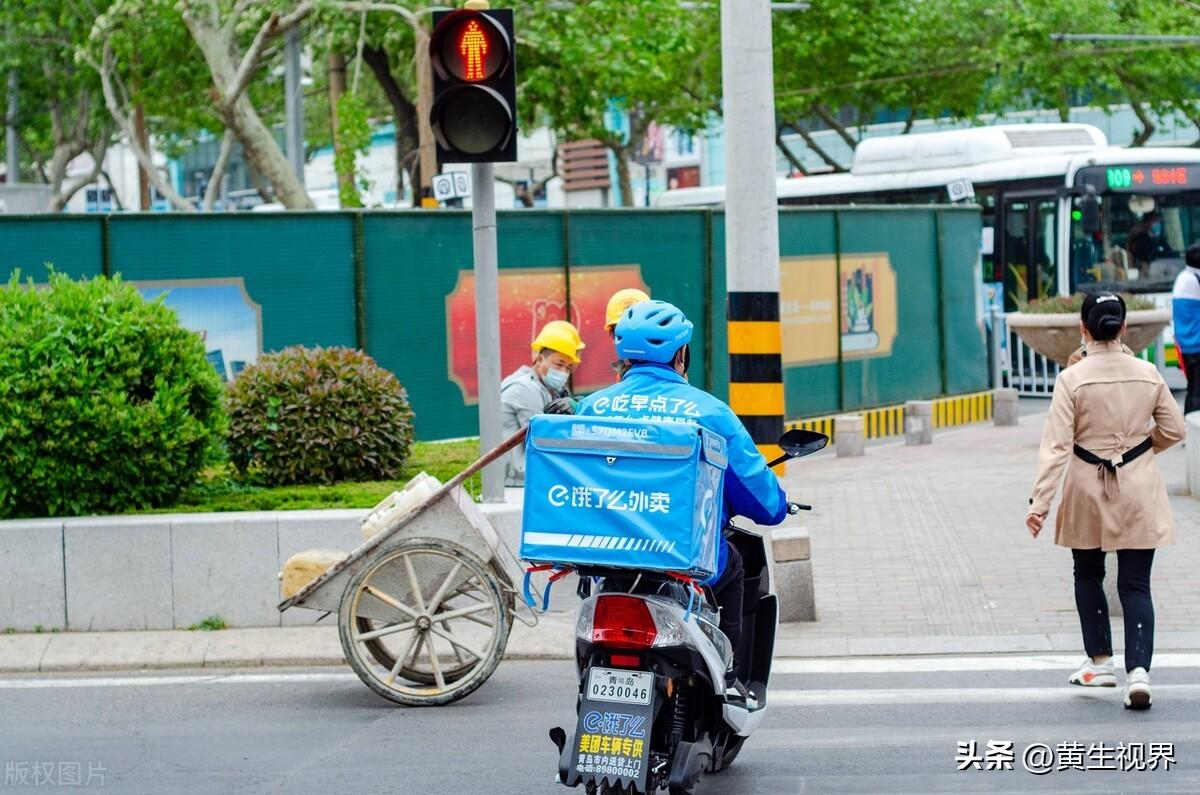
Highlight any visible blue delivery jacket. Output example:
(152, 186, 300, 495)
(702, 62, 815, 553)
(575, 364, 788, 581)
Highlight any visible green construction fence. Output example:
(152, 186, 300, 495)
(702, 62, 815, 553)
(0, 206, 986, 440)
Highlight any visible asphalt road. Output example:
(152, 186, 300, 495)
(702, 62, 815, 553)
(4, 657, 1200, 794)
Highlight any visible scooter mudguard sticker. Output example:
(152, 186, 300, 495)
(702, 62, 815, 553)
(571, 699, 655, 792)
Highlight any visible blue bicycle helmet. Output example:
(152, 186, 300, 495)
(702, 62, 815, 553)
(614, 300, 693, 364)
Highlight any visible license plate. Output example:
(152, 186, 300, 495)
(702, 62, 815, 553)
(586, 667, 653, 705)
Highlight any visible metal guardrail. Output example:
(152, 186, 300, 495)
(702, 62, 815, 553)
(988, 307, 1060, 397)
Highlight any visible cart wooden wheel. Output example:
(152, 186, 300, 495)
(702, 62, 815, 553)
(355, 560, 516, 686)
(338, 536, 512, 706)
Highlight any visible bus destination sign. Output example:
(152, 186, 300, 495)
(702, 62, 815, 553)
(1076, 164, 1200, 193)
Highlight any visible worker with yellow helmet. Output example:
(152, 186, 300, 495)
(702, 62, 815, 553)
(501, 319, 585, 486)
(605, 288, 650, 379)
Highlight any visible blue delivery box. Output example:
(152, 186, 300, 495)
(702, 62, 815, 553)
(520, 415, 728, 578)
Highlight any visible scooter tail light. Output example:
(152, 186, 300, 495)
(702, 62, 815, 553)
(592, 595, 658, 649)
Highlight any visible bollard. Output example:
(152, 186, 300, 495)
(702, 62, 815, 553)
(771, 526, 815, 622)
(994, 388, 1019, 427)
(1187, 413, 1200, 498)
(904, 400, 934, 445)
(834, 414, 865, 457)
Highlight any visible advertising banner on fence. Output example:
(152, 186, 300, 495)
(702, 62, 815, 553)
(445, 265, 649, 402)
(135, 279, 263, 383)
(780, 254, 898, 365)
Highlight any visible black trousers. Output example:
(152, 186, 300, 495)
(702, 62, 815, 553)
(710, 542, 744, 677)
(1184, 353, 1200, 415)
(1072, 548, 1156, 672)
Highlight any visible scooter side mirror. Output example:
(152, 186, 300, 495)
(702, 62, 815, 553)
(767, 429, 829, 467)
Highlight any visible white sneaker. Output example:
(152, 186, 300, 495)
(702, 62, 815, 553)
(1124, 667, 1152, 710)
(1068, 657, 1116, 687)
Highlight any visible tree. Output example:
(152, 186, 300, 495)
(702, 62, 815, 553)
(993, 0, 1200, 146)
(83, 0, 315, 210)
(772, 0, 1200, 172)
(0, 0, 117, 210)
(772, 0, 1000, 171)
(313, 1, 428, 206)
(519, 0, 721, 206)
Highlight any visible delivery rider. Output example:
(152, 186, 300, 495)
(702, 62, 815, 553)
(575, 300, 787, 705)
(604, 288, 650, 379)
(501, 320, 585, 486)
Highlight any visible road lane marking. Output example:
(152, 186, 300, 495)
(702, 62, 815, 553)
(0, 672, 359, 690)
(773, 652, 1200, 675)
(771, 684, 1200, 706)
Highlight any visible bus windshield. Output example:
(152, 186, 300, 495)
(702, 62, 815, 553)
(1070, 190, 1200, 294)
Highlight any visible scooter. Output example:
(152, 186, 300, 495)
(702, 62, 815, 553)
(549, 429, 829, 795)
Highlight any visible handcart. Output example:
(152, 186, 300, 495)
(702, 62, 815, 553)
(278, 430, 536, 706)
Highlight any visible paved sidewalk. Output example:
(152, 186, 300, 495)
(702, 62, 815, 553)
(777, 404, 1200, 644)
(3, 404, 1198, 673)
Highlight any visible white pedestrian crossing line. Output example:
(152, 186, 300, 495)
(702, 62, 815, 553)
(0, 672, 358, 690)
(773, 652, 1200, 675)
(771, 684, 1200, 706)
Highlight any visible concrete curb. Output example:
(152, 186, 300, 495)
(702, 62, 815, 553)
(7, 625, 1200, 674)
(0, 612, 579, 674)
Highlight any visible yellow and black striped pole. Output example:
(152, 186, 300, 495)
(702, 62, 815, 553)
(728, 293, 785, 466)
(720, 0, 785, 466)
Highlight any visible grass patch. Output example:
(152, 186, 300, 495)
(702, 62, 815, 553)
(187, 615, 228, 631)
(146, 439, 482, 514)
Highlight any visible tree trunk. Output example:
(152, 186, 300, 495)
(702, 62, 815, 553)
(1130, 103, 1156, 147)
(49, 139, 107, 212)
(608, 142, 633, 207)
(814, 104, 858, 149)
(792, 122, 848, 172)
(775, 125, 809, 176)
(414, 24, 436, 206)
(183, 10, 314, 209)
(224, 93, 313, 208)
(131, 58, 151, 211)
(327, 52, 355, 198)
(203, 130, 235, 211)
(361, 44, 419, 206)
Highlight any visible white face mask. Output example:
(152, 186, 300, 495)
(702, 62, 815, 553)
(542, 368, 569, 392)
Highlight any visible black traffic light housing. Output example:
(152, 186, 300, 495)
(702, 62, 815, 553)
(429, 8, 518, 164)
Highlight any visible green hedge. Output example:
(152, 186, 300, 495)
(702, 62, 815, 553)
(226, 346, 415, 486)
(0, 272, 226, 517)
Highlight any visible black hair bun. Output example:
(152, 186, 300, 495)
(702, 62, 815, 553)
(1085, 296, 1126, 341)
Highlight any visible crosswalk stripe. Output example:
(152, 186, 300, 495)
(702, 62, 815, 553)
(774, 652, 1200, 675)
(0, 672, 358, 690)
(770, 684, 1200, 706)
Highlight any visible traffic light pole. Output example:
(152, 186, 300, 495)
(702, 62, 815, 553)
(471, 161, 506, 503)
(721, 0, 785, 464)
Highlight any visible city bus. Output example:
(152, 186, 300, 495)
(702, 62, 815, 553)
(657, 123, 1200, 314)
(658, 123, 1200, 392)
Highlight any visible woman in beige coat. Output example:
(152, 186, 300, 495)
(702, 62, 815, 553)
(1027, 293, 1185, 710)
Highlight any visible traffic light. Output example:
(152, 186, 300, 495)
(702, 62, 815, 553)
(429, 8, 517, 164)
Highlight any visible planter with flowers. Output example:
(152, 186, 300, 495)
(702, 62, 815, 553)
(1006, 294, 1168, 367)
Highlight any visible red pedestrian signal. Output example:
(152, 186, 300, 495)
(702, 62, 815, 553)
(429, 9, 517, 163)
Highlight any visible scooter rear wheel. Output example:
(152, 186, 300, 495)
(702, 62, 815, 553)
(716, 736, 745, 770)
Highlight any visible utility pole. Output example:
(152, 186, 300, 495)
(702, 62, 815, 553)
(721, 0, 785, 463)
(6, 71, 18, 183)
(284, 26, 306, 183)
(472, 160, 504, 501)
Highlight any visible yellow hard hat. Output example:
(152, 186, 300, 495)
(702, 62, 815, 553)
(604, 288, 651, 331)
(531, 320, 585, 364)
